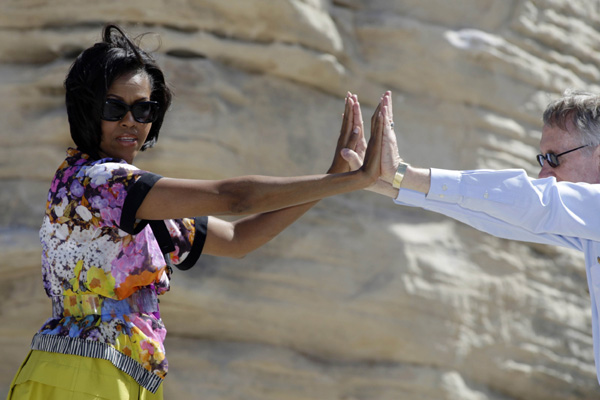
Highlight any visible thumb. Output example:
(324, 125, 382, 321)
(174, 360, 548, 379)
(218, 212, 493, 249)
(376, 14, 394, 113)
(341, 148, 363, 170)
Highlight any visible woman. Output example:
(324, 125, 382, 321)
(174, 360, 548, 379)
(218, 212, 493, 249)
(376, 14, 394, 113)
(6, 24, 384, 399)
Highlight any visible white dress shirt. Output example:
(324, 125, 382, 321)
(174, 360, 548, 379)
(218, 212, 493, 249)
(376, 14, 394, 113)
(395, 168, 600, 385)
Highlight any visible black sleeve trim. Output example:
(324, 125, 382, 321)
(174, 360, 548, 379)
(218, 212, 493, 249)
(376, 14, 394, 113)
(119, 172, 163, 234)
(175, 216, 208, 271)
(149, 220, 176, 254)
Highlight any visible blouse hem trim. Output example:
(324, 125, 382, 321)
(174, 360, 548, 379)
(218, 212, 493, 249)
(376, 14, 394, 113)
(30, 333, 163, 394)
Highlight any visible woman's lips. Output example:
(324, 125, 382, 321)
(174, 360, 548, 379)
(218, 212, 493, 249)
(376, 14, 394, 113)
(116, 135, 138, 145)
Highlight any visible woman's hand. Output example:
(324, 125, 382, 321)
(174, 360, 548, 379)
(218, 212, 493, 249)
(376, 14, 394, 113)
(358, 98, 385, 186)
(328, 93, 366, 174)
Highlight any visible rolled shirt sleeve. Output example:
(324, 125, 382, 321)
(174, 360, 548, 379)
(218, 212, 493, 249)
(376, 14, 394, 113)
(393, 168, 600, 250)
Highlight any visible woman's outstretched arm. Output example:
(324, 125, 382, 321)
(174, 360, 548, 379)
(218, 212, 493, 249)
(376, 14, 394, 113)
(137, 94, 382, 257)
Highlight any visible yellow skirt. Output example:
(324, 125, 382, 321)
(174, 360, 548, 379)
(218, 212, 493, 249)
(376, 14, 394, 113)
(7, 350, 163, 400)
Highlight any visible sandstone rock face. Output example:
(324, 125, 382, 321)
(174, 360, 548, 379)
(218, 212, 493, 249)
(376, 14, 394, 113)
(1, 1, 600, 399)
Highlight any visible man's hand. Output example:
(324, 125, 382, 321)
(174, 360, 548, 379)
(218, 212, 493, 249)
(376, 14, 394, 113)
(379, 91, 403, 184)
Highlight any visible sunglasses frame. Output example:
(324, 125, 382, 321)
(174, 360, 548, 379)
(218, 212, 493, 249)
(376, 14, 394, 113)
(101, 98, 160, 124)
(536, 144, 590, 168)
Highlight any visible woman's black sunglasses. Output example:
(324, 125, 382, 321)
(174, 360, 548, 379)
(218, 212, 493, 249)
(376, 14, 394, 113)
(101, 98, 160, 124)
(536, 144, 589, 168)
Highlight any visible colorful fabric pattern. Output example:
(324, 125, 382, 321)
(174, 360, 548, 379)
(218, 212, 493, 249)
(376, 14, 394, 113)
(36, 148, 207, 390)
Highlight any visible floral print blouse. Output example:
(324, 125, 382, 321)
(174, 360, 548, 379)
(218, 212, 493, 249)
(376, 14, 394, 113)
(34, 148, 207, 392)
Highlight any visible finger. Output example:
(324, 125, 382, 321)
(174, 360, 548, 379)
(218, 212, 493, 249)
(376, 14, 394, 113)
(346, 125, 361, 151)
(364, 109, 384, 177)
(382, 107, 397, 148)
(385, 91, 393, 122)
(349, 99, 364, 148)
(338, 95, 348, 142)
(382, 104, 392, 132)
(355, 133, 367, 159)
(350, 94, 361, 118)
(340, 93, 351, 134)
(353, 99, 367, 158)
(373, 110, 384, 173)
(337, 94, 354, 148)
(340, 148, 363, 170)
(351, 95, 364, 141)
(370, 101, 382, 142)
(343, 96, 356, 145)
(380, 104, 403, 180)
(381, 92, 394, 132)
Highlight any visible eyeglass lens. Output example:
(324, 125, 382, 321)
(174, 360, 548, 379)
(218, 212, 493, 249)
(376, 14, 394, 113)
(102, 99, 160, 123)
(537, 153, 559, 168)
(536, 144, 589, 168)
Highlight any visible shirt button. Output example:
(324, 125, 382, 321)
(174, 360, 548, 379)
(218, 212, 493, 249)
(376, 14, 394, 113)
(442, 184, 448, 191)
(483, 191, 489, 199)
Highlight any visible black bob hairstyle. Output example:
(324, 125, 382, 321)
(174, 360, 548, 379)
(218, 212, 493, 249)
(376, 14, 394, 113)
(64, 24, 172, 160)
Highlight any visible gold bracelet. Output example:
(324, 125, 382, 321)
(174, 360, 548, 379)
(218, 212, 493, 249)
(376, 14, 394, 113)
(392, 162, 409, 189)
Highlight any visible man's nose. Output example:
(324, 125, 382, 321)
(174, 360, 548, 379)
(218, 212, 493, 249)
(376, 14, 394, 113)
(538, 164, 552, 179)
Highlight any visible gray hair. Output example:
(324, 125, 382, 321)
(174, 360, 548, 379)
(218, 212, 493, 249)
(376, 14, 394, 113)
(543, 89, 600, 149)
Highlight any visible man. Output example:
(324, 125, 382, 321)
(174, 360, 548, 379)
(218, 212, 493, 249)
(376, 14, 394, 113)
(343, 89, 600, 385)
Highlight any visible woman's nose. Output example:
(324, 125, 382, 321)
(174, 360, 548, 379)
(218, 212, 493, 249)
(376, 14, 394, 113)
(120, 111, 136, 125)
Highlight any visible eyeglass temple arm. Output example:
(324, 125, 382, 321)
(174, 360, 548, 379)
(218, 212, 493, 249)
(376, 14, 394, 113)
(556, 144, 589, 157)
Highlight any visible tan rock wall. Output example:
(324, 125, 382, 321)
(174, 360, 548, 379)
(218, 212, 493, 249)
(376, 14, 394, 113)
(1, 0, 600, 399)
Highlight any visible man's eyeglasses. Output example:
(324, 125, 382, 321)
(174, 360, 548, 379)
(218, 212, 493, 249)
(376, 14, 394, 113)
(101, 98, 160, 124)
(536, 144, 590, 168)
